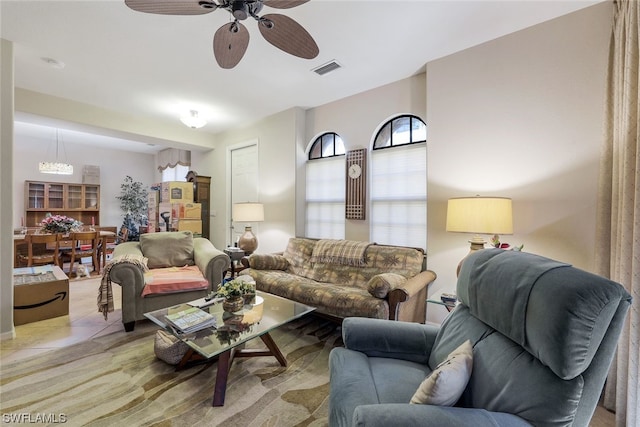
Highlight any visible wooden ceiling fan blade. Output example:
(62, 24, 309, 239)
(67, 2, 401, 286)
(259, 14, 318, 60)
(213, 22, 250, 69)
(263, 0, 310, 9)
(125, 0, 217, 15)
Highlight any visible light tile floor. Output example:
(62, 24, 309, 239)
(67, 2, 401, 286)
(1, 274, 123, 364)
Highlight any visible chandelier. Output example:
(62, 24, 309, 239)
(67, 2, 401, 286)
(39, 130, 73, 175)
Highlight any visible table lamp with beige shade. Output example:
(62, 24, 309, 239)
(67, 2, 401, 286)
(446, 196, 513, 275)
(232, 202, 264, 254)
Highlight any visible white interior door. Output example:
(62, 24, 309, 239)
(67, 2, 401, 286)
(229, 141, 259, 246)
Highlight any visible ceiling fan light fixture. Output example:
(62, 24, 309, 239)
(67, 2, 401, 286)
(126, 0, 317, 68)
(180, 110, 207, 129)
(232, 1, 248, 20)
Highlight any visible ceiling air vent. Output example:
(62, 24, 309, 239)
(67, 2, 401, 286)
(312, 60, 342, 76)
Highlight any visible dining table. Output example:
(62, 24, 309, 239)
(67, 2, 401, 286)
(13, 228, 117, 272)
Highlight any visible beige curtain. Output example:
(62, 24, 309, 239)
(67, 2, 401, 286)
(157, 148, 191, 172)
(595, 1, 639, 426)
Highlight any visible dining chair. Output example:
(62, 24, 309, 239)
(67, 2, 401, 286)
(95, 226, 115, 271)
(17, 233, 62, 267)
(63, 231, 99, 277)
(96, 226, 129, 272)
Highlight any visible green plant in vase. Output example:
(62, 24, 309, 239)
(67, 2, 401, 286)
(217, 279, 255, 312)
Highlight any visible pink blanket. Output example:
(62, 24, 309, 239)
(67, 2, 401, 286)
(141, 265, 209, 297)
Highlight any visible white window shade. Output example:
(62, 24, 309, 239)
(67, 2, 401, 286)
(371, 144, 427, 249)
(162, 164, 190, 182)
(306, 156, 345, 239)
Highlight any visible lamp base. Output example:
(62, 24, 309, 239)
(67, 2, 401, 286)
(456, 238, 487, 276)
(238, 226, 258, 254)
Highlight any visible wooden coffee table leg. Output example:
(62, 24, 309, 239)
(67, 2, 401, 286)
(212, 348, 233, 407)
(210, 332, 286, 406)
(259, 333, 287, 367)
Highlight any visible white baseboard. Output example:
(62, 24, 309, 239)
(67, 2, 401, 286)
(0, 328, 16, 341)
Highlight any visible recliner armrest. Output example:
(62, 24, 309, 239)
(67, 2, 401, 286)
(342, 317, 438, 364)
(351, 404, 531, 427)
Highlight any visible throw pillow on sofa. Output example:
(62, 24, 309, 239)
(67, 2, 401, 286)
(367, 273, 408, 298)
(249, 253, 289, 271)
(410, 340, 473, 406)
(140, 231, 194, 268)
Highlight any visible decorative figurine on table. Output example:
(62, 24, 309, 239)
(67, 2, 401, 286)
(491, 234, 524, 251)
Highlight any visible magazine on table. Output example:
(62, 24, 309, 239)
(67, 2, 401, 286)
(165, 307, 217, 334)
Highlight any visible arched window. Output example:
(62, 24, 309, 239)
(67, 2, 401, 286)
(373, 115, 426, 149)
(305, 133, 346, 239)
(370, 115, 427, 249)
(308, 132, 346, 159)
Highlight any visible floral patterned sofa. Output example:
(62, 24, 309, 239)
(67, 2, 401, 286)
(243, 238, 437, 323)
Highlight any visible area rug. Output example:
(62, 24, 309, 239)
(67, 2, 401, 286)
(0, 316, 342, 427)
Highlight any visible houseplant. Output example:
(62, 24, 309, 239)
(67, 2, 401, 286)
(216, 278, 255, 312)
(116, 175, 148, 241)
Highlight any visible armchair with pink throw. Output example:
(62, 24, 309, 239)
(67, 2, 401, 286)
(105, 231, 230, 331)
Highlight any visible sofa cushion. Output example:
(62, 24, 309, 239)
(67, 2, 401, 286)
(368, 273, 408, 298)
(283, 237, 317, 279)
(140, 231, 194, 269)
(310, 242, 425, 289)
(282, 238, 424, 288)
(410, 340, 473, 406)
(246, 269, 390, 319)
(310, 239, 372, 266)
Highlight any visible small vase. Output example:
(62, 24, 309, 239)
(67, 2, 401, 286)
(223, 297, 244, 313)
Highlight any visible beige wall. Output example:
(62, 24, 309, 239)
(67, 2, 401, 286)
(425, 2, 612, 322)
(190, 108, 302, 254)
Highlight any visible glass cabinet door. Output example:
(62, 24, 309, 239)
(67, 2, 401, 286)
(27, 182, 45, 209)
(84, 185, 99, 209)
(68, 185, 83, 209)
(47, 183, 64, 209)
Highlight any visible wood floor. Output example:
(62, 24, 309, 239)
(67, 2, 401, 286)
(0, 270, 616, 426)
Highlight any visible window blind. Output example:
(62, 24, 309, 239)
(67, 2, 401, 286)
(370, 143, 426, 249)
(306, 156, 345, 239)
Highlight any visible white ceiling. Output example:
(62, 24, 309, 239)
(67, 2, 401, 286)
(2, 0, 603, 153)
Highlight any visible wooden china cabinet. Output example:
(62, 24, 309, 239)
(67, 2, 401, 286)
(24, 180, 100, 227)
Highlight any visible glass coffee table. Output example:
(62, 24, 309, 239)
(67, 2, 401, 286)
(145, 291, 315, 406)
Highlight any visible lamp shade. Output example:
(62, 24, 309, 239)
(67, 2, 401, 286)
(232, 202, 264, 222)
(446, 197, 513, 235)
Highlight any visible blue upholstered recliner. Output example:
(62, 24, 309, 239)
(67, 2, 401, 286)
(329, 249, 632, 427)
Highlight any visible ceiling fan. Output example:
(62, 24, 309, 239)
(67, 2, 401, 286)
(125, 0, 319, 69)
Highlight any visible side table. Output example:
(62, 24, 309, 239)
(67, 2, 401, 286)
(224, 247, 246, 279)
(426, 292, 457, 313)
